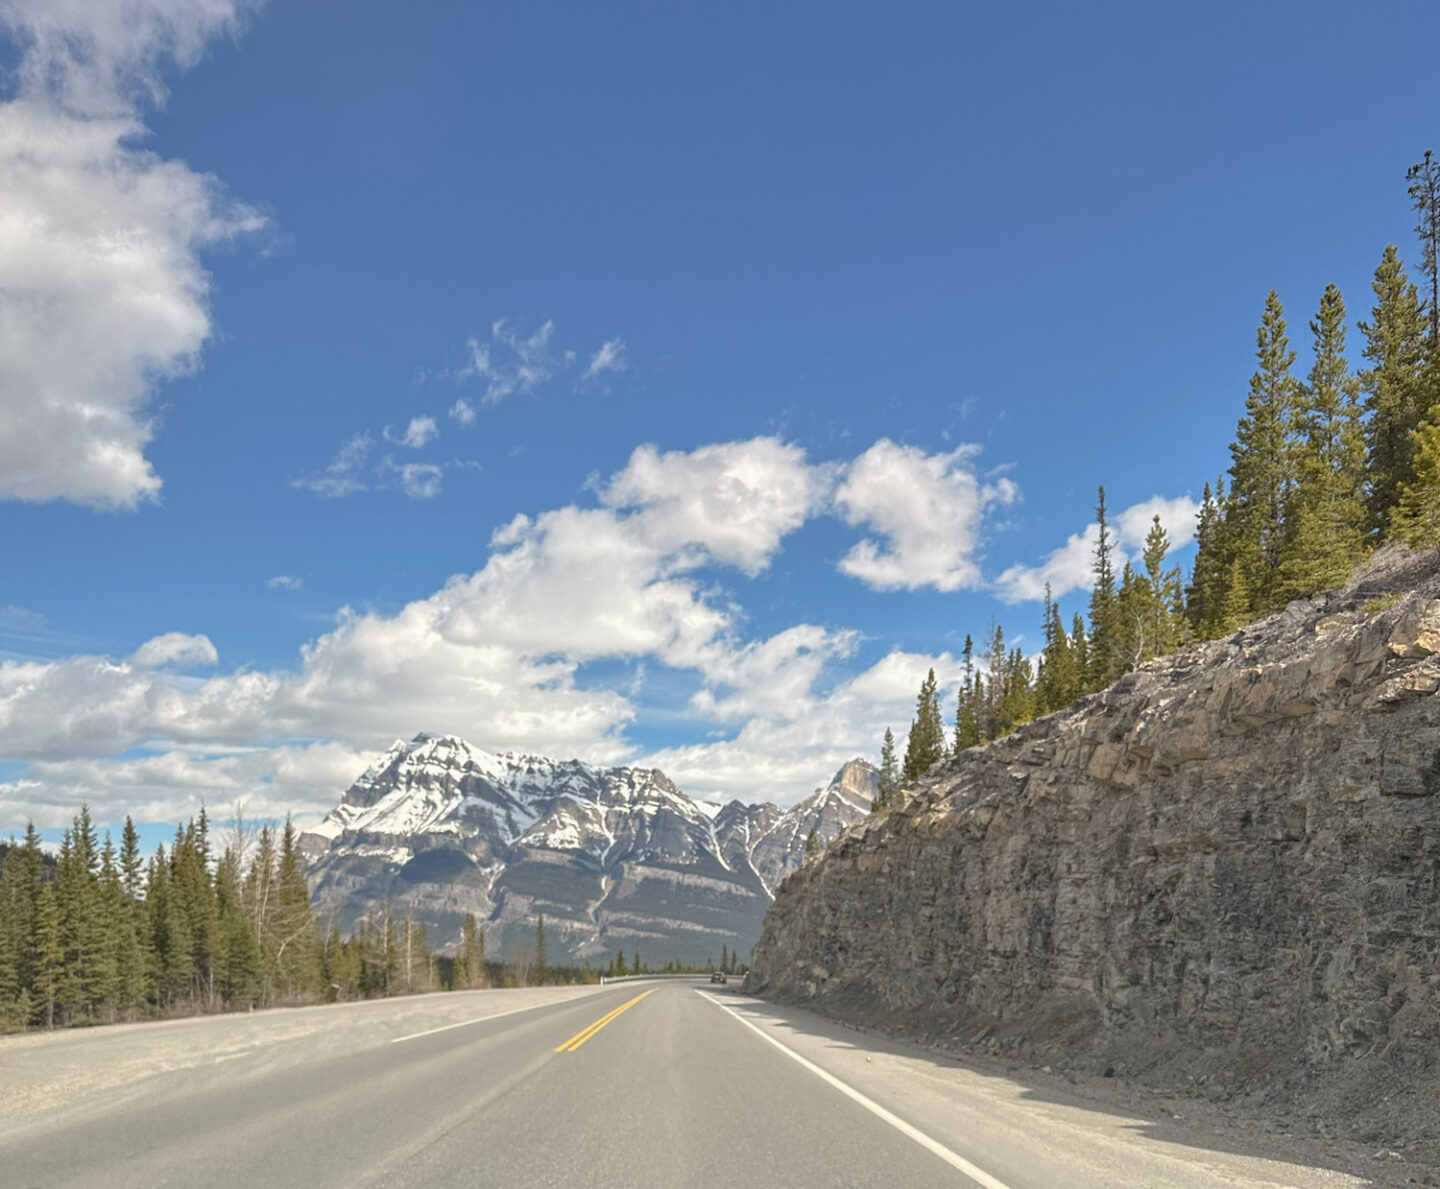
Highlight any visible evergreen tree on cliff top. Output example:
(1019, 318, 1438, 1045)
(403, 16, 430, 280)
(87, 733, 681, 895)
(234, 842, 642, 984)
(874, 727, 899, 810)
(1278, 283, 1367, 600)
(1227, 290, 1299, 614)
(1389, 412, 1440, 548)
(1086, 487, 1119, 688)
(1407, 150, 1440, 351)
(901, 669, 946, 783)
(1361, 245, 1429, 530)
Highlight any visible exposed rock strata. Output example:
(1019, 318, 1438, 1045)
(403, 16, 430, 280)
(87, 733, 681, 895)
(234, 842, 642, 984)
(747, 551, 1440, 1153)
(303, 737, 873, 964)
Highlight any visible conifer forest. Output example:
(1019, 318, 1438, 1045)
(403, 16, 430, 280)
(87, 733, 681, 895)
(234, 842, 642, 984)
(874, 153, 1440, 808)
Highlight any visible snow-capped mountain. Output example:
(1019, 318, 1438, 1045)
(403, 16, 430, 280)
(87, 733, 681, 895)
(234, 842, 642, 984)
(712, 759, 879, 895)
(302, 734, 874, 965)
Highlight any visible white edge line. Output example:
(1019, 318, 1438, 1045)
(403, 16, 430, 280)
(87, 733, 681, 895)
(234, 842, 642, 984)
(391, 992, 603, 1044)
(696, 992, 1013, 1189)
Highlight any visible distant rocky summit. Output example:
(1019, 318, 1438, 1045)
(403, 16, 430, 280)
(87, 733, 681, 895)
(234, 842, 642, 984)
(747, 550, 1440, 1158)
(302, 736, 875, 965)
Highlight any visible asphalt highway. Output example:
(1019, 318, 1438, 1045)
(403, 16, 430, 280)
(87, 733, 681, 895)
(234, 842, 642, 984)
(0, 981, 1374, 1188)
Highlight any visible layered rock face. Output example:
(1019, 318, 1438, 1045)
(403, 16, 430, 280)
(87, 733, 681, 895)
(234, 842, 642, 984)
(303, 736, 872, 965)
(747, 554, 1440, 1140)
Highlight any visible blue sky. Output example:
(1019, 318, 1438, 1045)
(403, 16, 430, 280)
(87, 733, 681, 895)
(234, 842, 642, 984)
(2, 0, 1439, 834)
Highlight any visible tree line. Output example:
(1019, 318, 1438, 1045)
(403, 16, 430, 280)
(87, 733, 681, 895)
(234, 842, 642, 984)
(873, 150, 1440, 809)
(0, 815, 749, 1031)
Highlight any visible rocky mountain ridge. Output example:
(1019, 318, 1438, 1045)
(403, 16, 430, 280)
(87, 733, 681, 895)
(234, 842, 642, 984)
(746, 549, 1440, 1161)
(303, 735, 876, 965)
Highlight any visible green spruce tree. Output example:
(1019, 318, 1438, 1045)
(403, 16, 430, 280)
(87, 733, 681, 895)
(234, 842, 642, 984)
(1227, 290, 1299, 613)
(901, 669, 946, 782)
(1278, 283, 1367, 600)
(1389, 411, 1440, 547)
(1361, 245, 1429, 530)
(1086, 488, 1119, 688)
(875, 728, 899, 810)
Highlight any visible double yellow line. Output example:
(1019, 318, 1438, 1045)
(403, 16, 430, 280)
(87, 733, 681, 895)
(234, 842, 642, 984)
(555, 988, 655, 1052)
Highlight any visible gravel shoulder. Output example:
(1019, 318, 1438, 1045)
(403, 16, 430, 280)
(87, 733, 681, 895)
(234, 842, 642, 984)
(0, 984, 609, 1123)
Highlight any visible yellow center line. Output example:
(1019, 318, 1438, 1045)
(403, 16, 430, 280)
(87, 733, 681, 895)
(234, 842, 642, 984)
(555, 988, 656, 1052)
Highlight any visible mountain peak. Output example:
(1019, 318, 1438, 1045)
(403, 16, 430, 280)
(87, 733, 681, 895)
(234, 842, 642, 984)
(303, 733, 873, 963)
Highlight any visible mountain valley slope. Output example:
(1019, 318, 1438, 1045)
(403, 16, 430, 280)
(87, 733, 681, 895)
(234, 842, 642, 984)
(303, 738, 875, 965)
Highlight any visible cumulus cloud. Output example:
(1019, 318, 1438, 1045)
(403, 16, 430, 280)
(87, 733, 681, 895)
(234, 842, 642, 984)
(0, 740, 373, 830)
(0, 1, 263, 509)
(267, 575, 302, 590)
(834, 440, 1019, 592)
(0, 433, 1028, 822)
(583, 337, 626, 381)
(0, 438, 828, 778)
(994, 493, 1200, 603)
(646, 648, 966, 807)
(602, 438, 832, 575)
(129, 632, 217, 669)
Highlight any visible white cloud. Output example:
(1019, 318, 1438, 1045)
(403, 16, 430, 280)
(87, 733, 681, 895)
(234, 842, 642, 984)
(129, 632, 217, 669)
(646, 648, 965, 807)
(449, 398, 477, 426)
(0, 438, 827, 780)
(0, 0, 254, 119)
(1116, 494, 1200, 554)
(393, 462, 443, 500)
(292, 433, 372, 498)
(389, 416, 438, 449)
(994, 525, 1097, 603)
(0, 3, 263, 509)
(267, 575, 302, 590)
(834, 440, 1019, 592)
(602, 438, 832, 575)
(994, 493, 1200, 603)
(0, 741, 374, 830)
(0, 433, 1057, 822)
(459, 318, 560, 406)
(583, 337, 627, 381)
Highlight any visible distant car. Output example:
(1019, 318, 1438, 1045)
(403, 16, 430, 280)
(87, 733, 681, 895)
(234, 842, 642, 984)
(710, 971, 727, 984)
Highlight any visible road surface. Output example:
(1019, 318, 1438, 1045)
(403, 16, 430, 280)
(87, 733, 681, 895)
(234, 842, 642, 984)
(0, 981, 1383, 1188)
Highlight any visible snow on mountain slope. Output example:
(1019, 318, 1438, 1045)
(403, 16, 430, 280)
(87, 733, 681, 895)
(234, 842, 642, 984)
(713, 759, 878, 894)
(302, 735, 875, 965)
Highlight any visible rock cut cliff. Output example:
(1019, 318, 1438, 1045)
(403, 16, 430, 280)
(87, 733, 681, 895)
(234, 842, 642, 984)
(747, 549, 1440, 1154)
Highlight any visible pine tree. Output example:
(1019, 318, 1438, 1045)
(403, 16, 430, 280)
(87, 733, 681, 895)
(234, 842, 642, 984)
(1036, 592, 1080, 714)
(214, 846, 262, 1007)
(270, 819, 321, 1000)
(804, 828, 819, 860)
(1408, 150, 1440, 350)
(535, 915, 548, 984)
(33, 879, 62, 1028)
(954, 635, 982, 750)
(996, 646, 1034, 733)
(1219, 556, 1253, 634)
(1389, 411, 1440, 548)
(1140, 516, 1184, 659)
(1187, 479, 1229, 639)
(1228, 290, 1299, 613)
(1086, 488, 1119, 688)
(875, 728, 899, 810)
(1070, 614, 1088, 685)
(901, 669, 946, 782)
(1278, 284, 1367, 600)
(1361, 245, 1429, 529)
